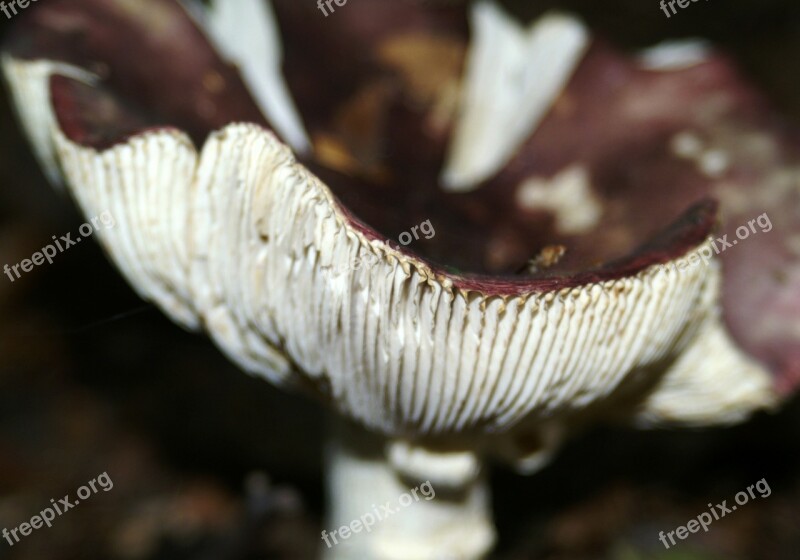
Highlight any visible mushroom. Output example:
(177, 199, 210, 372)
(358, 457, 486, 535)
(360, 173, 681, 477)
(3, 0, 798, 558)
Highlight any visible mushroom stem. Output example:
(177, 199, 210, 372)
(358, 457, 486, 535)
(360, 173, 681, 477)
(324, 419, 496, 560)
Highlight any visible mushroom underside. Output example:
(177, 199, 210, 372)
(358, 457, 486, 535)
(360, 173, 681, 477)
(3, 0, 798, 433)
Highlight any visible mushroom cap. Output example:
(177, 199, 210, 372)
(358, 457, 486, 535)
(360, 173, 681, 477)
(3, 0, 795, 442)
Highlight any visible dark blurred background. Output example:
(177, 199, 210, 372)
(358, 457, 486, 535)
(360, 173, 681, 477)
(0, 1, 798, 559)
